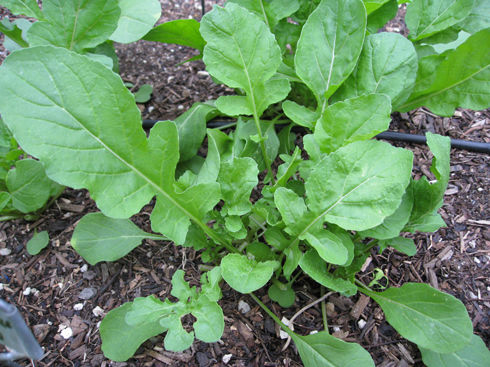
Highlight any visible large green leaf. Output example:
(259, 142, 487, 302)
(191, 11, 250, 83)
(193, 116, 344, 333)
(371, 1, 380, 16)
(405, 0, 475, 41)
(421, 334, 490, 367)
(100, 300, 166, 361)
(27, 0, 120, 52)
(399, 29, 490, 116)
(71, 212, 166, 265)
(0, 46, 222, 246)
(456, 0, 490, 34)
(201, 3, 289, 117)
(110, 0, 161, 43)
(0, 0, 43, 19)
(291, 330, 375, 367)
(6, 159, 54, 213)
(221, 253, 279, 293)
(363, 283, 473, 353)
(143, 19, 205, 51)
(295, 0, 366, 103)
(315, 94, 391, 153)
(305, 140, 413, 231)
(334, 32, 418, 108)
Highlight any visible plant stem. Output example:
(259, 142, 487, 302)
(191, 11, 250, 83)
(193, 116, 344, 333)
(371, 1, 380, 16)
(250, 293, 294, 337)
(320, 286, 328, 331)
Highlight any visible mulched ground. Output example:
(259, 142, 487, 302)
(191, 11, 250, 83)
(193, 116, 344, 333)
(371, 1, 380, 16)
(0, 1, 489, 366)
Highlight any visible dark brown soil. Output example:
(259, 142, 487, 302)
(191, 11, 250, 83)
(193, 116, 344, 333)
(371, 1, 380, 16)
(0, 1, 489, 367)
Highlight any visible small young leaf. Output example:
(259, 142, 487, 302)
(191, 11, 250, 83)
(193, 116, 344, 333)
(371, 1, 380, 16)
(192, 301, 224, 343)
(219, 157, 258, 216)
(170, 270, 195, 301)
(291, 330, 375, 367)
(363, 283, 473, 353)
(304, 229, 349, 265)
(100, 301, 166, 362)
(299, 249, 357, 296)
(221, 253, 279, 293)
(159, 315, 194, 352)
(26, 230, 49, 255)
(268, 282, 295, 308)
(380, 237, 417, 256)
(282, 100, 317, 129)
(315, 94, 391, 153)
(420, 334, 490, 367)
(71, 212, 165, 265)
(6, 159, 54, 213)
(133, 84, 153, 103)
(176, 103, 219, 162)
(110, 0, 161, 43)
(405, 133, 450, 232)
(295, 0, 366, 102)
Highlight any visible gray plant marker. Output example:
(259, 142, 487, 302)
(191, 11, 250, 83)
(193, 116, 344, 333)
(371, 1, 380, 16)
(0, 299, 43, 361)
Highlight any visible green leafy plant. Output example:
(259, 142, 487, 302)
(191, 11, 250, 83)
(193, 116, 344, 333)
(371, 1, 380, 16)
(0, 0, 489, 366)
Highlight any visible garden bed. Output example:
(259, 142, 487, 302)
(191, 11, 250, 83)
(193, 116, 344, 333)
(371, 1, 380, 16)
(0, 1, 489, 366)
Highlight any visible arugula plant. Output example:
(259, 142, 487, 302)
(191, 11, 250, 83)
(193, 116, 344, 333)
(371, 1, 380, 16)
(0, 0, 489, 366)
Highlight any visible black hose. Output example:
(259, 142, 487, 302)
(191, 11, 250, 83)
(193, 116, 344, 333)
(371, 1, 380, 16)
(201, 0, 206, 16)
(142, 119, 490, 154)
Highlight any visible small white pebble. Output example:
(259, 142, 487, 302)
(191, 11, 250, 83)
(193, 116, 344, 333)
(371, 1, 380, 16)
(177, 105, 184, 110)
(474, 257, 481, 264)
(80, 264, 88, 273)
(0, 248, 12, 256)
(468, 291, 478, 300)
(309, 330, 318, 335)
(333, 326, 341, 332)
(58, 324, 73, 339)
(96, 321, 102, 328)
(92, 306, 105, 317)
(148, 106, 154, 113)
(222, 354, 232, 364)
(358, 319, 367, 329)
(31, 288, 40, 297)
(478, 188, 483, 192)
(237, 300, 250, 314)
(23, 287, 32, 296)
(74, 303, 84, 311)
(47, 320, 53, 326)
(0, 284, 3, 290)
(58, 282, 64, 289)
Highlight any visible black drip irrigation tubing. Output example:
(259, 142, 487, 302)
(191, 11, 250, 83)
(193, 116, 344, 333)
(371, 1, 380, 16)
(142, 119, 490, 154)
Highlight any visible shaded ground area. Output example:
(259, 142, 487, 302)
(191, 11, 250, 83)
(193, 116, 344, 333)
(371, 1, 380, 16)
(0, 1, 489, 366)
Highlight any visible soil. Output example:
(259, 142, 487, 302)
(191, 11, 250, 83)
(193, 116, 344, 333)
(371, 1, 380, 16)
(0, 1, 489, 367)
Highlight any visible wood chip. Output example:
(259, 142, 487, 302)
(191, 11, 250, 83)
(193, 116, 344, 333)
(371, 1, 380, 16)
(350, 295, 370, 320)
